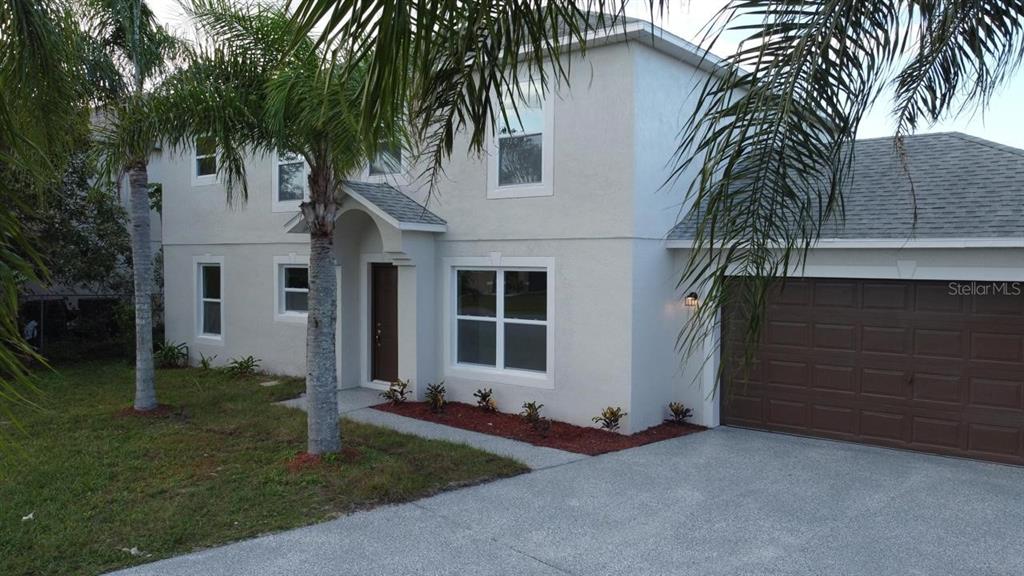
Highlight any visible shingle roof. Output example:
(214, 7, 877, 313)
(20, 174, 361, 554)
(342, 181, 446, 227)
(667, 132, 1024, 242)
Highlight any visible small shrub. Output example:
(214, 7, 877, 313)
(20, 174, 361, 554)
(473, 388, 497, 412)
(380, 379, 410, 405)
(666, 402, 693, 425)
(198, 352, 217, 370)
(519, 401, 543, 424)
(425, 381, 447, 413)
(154, 340, 188, 369)
(592, 406, 628, 431)
(225, 355, 261, 377)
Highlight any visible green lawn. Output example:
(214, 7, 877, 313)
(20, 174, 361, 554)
(0, 361, 527, 576)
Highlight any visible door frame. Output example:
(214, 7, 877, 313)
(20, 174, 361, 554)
(359, 254, 395, 390)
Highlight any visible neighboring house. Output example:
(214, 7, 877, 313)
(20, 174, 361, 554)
(154, 19, 1024, 465)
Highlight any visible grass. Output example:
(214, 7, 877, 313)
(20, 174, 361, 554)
(0, 361, 527, 576)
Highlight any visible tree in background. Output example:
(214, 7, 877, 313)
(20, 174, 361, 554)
(143, 0, 402, 454)
(87, 0, 179, 412)
(292, 0, 1024, 366)
(0, 0, 93, 428)
(8, 152, 131, 295)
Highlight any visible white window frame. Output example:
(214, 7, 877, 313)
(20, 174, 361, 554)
(194, 255, 224, 343)
(273, 254, 309, 322)
(192, 137, 218, 186)
(272, 151, 309, 213)
(443, 255, 555, 388)
(487, 82, 555, 199)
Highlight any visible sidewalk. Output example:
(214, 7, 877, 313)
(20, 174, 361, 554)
(280, 388, 587, 470)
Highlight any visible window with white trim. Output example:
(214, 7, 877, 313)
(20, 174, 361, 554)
(275, 152, 307, 205)
(279, 264, 309, 314)
(455, 268, 548, 372)
(194, 136, 217, 181)
(369, 143, 402, 176)
(198, 263, 222, 337)
(497, 84, 543, 186)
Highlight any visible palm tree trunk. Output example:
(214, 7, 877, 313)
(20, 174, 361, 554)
(128, 160, 157, 411)
(302, 187, 340, 454)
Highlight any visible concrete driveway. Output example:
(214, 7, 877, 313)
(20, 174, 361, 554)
(111, 427, 1024, 576)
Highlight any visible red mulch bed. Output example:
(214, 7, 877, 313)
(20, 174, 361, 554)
(286, 447, 362, 473)
(373, 401, 704, 456)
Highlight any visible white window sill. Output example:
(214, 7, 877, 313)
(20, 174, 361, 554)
(192, 174, 218, 187)
(272, 202, 302, 213)
(196, 334, 224, 345)
(446, 363, 553, 389)
(488, 183, 552, 199)
(274, 312, 308, 324)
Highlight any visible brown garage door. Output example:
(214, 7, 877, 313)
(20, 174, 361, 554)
(723, 278, 1024, 465)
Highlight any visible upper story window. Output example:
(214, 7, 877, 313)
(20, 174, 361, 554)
(369, 143, 402, 176)
(193, 137, 217, 184)
(273, 151, 308, 212)
(487, 81, 554, 199)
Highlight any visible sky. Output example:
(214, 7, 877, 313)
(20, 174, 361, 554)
(147, 0, 1024, 149)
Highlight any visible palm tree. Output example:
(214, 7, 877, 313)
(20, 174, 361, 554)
(147, 0, 399, 454)
(0, 0, 92, 427)
(87, 0, 179, 412)
(292, 0, 1024, 361)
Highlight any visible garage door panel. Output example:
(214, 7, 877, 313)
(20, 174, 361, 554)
(911, 417, 962, 450)
(723, 277, 1024, 465)
(861, 326, 910, 354)
(972, 292, 1024, 315)
(968, 378, 1023, 410)
(860, 368, 909, 400)
(970, 332, 1023, 362)
(862, 282, 909, 309)
(967, 424, 1022, 457)
(859, 411, 907, 442)
(911, 373, 963, 405)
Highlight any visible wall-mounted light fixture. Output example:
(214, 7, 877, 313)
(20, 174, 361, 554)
(684, 292, 699, 308)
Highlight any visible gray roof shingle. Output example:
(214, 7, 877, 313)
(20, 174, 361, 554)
(667, 132, 1024, 241)
(342, 181, 446, 227)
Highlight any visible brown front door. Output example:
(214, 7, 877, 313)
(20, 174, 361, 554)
(371, 263, 399, 383)
(723, 278, 1024, 465)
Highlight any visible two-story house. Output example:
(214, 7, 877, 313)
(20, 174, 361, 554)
(153, 18, 1024, 465)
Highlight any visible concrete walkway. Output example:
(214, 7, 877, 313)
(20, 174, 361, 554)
(280, 388, 586, 470)
(110, 427, 1024, 576)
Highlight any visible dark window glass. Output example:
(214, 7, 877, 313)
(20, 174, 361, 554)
(498, 134, 542, 185)
(504, 323, 545, 372)
(202, 301, 221, 335)
(369, 144, 402, 175)
(457, 270, 496, 317)
(284, 266, 309, 290)
(202, 265, 220, 299)
(196, 136, 217, 156)
(457, 319, 496, 366)
(504, 271, 546, 320)
(278, 161, 305, 200)
(284, 291, 308, 312)
(196, 155, 216, 177)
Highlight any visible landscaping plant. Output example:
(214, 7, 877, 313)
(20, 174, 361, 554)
(520, 401, 550, 434)
(592, 406, 628, 432)
(198, 352, 217, 370)
(473, 388, 497, 412)
(153, 340, 188, 369)
(225, 355, 261, 378)
(381, 379, 410, 405)
(667, 402, 693, 425)
(425, 382, 447, 413)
